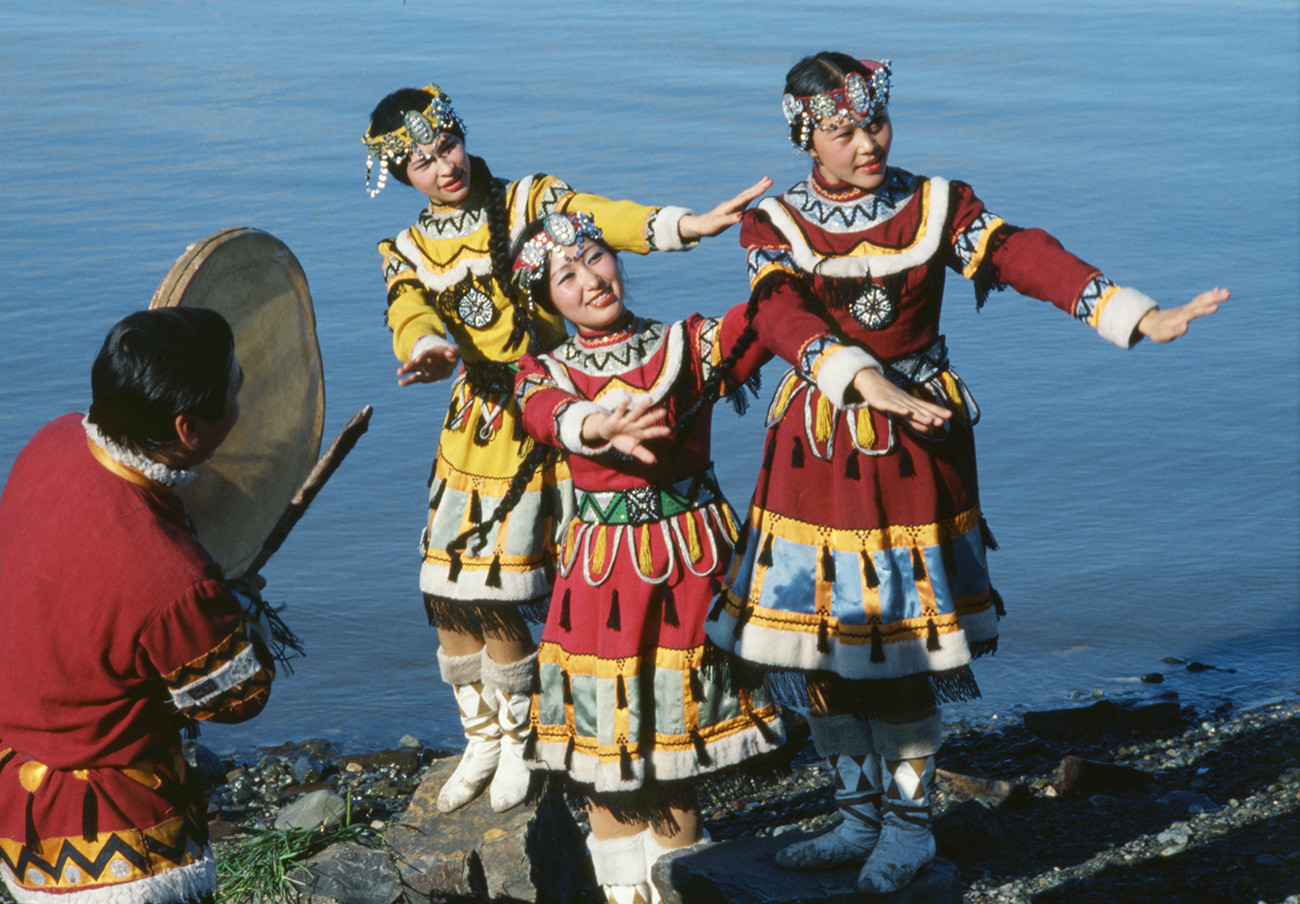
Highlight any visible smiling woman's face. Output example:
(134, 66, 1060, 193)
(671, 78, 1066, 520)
(546, 240, 625, 334)
(406, 132, 471, 205)
(807, 110, 893, 191)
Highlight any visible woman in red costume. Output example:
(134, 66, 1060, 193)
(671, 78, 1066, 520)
(705, 51, 1226, 894)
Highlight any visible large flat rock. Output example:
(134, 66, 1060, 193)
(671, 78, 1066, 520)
(651, 834, 963, 904)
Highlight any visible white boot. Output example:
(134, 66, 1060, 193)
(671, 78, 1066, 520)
(644, 828, 711, 904)
(482, 649, 537, 813)
(588, 832, 651, 904)
(775, 714, 881, 870)
(435, 647, 501, 813)
(857, 713, 941, 894)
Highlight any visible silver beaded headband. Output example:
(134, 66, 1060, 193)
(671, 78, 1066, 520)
(361, 83, 468, 198)
(782, 60, 892, 150)
(512, 213, 603, 284)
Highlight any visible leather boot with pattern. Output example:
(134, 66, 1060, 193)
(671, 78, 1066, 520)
(856, 751, 937, 893)
(775, 715, 881, 870)
(482, 650, 537, 813)
(435, 647, 501, 813)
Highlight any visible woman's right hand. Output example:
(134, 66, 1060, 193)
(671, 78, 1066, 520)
(850, 368, 952, 433)
(582, 398, 670, 464)
(397, 344, 461, 386)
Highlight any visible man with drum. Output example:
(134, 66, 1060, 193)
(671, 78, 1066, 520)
(0, 307, 277, 903)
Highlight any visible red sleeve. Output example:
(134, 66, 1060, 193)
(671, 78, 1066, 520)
(515, 352, 581, 449)
(684, 304, 772, 395)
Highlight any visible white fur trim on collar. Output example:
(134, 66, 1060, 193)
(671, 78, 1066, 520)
(394, 230, 493, 293)
(757, 177, 950, 279)
(82, 417, 195, 488)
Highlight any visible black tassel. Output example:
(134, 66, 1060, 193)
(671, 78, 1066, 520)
(817, 619, 830, 653)
(706, 593, 727, 623)
(485, 554, 502, 588)
(733, 518, 751, 556)
(749, 711, 780, 744)
(990, 586, 1007, 617)
(980, 517, 999, 551)
(861, 551, 879, 588)
(911, 547, 927, 579)
(562, 671, 573, 704)
(690, 730, 713, 766)
(871, 624, 886, 663)
(927, 618, 942, 651)
(558, 589, 571, 631)
(620, 744, 635, 779)
(821, 546, 836, 583)
(941, 540, 958, 577)
(762, 433, 777, 470)
(898, 445, 915, 477)
(82, 784, 98, 842)
(607, 590, 621, 630)
(447, 549, 463, 583)
(791, 437, 805, 469)
(731, 605, 750, 640)
(757, 534, 774, 568)
(564, 736, 575, 770)
(446, 396, 460, 426)
(616, 674, 628, 709)
(469, 490, 482, 524)
(184, 722, 200, 740)
(689, 668, 705, 702)
(845, 450, 861, 480)
(661, 584, 679, 627)
(429, 480, 446, 510)
(522, 727, 537, 761)
(25, 793, 39, 852)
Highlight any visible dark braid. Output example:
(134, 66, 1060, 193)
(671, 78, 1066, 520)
(474, 156, 537, 354)
(446, 441, 556, 573)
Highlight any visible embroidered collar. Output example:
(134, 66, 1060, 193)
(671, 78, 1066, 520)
(784, 167, 918, 234)
(574, 311, 637, 349)
(415, 181, 489, 239)
(83, 416, 196, 488)
(553, 316, 667, 375)
(810, 166, 869, 202)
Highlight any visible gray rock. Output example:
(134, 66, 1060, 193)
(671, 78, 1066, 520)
(183, 742, 227, 787)
(399, 734, 422, 749)
(1024, 700, 1182, 737)
(934, 799, 1007, 856)
(289, 842, 400, 904)
(293, 754, 326, 784)
(1158, 790, 1221, 817)
(651, 834, 963, 904)
(275, 789, 349, 830)
(386, 756, 587, 903)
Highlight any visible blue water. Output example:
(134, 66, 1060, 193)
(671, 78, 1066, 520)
(1, 1, 1296, 754)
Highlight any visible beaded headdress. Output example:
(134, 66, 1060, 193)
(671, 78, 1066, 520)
(512, 213, 603, 285)
(360, 83, 468, 198)
(782, 59, 891, 150)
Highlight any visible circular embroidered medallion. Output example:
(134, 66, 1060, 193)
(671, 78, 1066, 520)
(457, 288, 496, 329)
(845, 73, 870, 116)
(850, 283, 897, 330)
(543, 212, 577, 246)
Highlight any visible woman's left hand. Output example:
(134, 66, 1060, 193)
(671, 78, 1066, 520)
(1136, 287, 1228, 343)
(677, 176, 773, 241)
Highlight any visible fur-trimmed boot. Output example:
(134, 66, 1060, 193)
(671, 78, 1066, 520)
(435, 646, 501, 813)
(588, 831, 651, 904)
(775, 713, 881, 870)
(644, 828, 711, 904)
(481, 649, 537, 813)
(857, 712, 941, 893)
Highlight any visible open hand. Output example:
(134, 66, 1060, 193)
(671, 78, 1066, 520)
(677, 176, 773, 241)
(397, 344, 461, 386)
(851, 368, 952, 434)
(583, 398, 671, 464)
(1136, 287, 1228, 343)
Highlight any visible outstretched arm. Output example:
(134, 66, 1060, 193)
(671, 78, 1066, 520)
(580, 398, 671, 464)
(396, 339, 461, 386)
(1135, 287, 1228, 343)
(677, 177, 773, 241)
(848, 368, 953, 434)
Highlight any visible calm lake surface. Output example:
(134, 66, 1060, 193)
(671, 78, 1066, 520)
(2, 1, 1296, 754)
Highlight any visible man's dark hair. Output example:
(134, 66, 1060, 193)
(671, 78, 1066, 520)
(88, 307, 235, 452)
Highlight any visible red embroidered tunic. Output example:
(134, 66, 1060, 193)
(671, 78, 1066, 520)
(514, 308, 793, 793)
(708, 168, 1158, 704)
(0, 414, 275, 903)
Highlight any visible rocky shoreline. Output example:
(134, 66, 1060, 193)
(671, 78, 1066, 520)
(2, 692, 1296, 903)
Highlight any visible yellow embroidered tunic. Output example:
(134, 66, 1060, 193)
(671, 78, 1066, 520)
(379, 173, 692, 610)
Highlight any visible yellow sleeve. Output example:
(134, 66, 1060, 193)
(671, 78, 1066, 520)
(508, 174, 696, 255)
(380, 238, 448, 362)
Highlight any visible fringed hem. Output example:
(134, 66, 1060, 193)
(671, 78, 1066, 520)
(736, 661, 981, 717)
(423, 594, 550, 634)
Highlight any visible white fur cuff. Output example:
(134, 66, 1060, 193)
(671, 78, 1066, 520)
(587, 831, 649, 885)
(1096, 286, 1158, 349)
(807, 713, 874, 757)
(869, 712, 943, 760)
(411, 333, 459, 360)
(815, 346, 882, 407)
(557, 401, 613, 455)
(438, 646, 483, 686)
(481, 649, 538, 696)
(651, 206, 696, 252)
